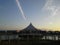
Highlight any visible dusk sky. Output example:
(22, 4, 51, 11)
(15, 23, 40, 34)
(0, 0, 60, 31)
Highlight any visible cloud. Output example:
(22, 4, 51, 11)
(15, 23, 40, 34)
(42, 0, 60, 23)
(52, 8, 59, 16)
(42, 0, 54, 11)
(42, 0, 60, 17)
(16, 0, 26, 20)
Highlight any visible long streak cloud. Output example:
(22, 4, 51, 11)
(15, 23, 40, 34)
(16, 0, 26, 20)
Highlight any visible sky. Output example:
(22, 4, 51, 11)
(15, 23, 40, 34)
(0, 0, 60, 31)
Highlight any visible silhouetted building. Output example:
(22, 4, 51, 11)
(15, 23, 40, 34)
(0, 23, 60, 40)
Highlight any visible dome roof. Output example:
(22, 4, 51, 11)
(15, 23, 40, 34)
(22, 23, 38, 32)
(19, 23, 43, 34)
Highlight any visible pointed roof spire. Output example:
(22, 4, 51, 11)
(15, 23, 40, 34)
(23, 22, 37, 31)
(29, 22, 33, 27)
(30, 22, 32, 24)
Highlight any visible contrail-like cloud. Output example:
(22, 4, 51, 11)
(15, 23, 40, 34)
(42, 0, 60, 17)
(16, 0, 26, 20)
(42, 0, 60, 25)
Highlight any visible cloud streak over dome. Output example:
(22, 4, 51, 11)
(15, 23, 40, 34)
(16, 0, 26, 20)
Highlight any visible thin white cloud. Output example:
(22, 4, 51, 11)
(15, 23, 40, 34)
(42, 0, 60, 17)
(42, 0, 53, 11)
(52, 8, 58, 16)
(16, 0, 26, 20)
(42, 0, 60, 22)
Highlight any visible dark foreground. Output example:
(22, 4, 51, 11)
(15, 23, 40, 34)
(0, 40, 60, 45)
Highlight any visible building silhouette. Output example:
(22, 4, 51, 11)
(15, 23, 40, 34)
(0, 23, 60, 40)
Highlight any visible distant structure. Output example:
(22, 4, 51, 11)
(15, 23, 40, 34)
(23, 23, 37, 30)
(0, 30, 18, 40)
(19, 23, 60, 40)
(18, 23, 42, 40)
(20, 23, 38, 33)
(0, 23, 60, 40)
